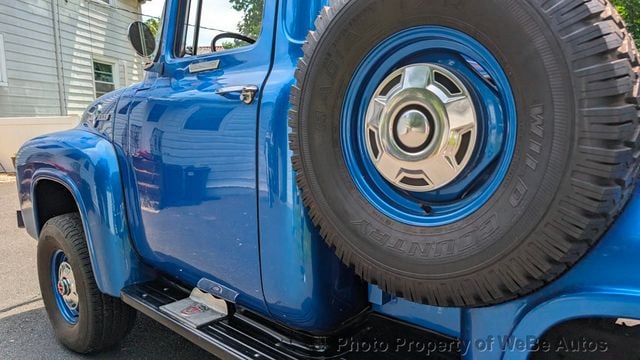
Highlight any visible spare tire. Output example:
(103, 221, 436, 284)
(289, 0, 640, 307)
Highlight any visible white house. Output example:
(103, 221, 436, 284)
(0, 0, 146, 172)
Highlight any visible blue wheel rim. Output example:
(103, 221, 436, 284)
(341, 26, 517, 227)
(51, 250, 79, 324)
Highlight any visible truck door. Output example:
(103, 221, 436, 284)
(127, 0, 274, 312)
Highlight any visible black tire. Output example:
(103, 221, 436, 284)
(37, 213, 136, 353)
(290, 0, 640, 307)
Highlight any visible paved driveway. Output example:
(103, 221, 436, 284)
(0, 177, 214, 359)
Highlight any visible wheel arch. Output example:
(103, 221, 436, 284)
(502, 292, 640, 360)
(15, 129, 154, 297)
(30, 169, 150, 297)
(32, 175, 82, 237)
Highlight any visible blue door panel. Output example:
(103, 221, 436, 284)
(125, 0, 278, 314)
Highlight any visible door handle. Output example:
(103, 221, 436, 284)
(215, 85, 259, 105)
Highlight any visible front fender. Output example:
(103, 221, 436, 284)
(15, 128, 152, 296)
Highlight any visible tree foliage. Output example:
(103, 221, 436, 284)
(612, 0, 640, 40)
(229, 0, 264, 39)
(144, 18, 160, 38)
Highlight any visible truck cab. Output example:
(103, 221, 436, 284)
(15, 0, 640, 358)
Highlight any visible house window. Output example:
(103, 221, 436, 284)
(0, 34, 7, 86)
(95, 0, 116, 5)
(93, 61, 115, 98)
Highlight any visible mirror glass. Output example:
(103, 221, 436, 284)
(128, 21, 157, 58)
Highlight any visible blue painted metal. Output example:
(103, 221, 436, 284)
(282, 0, 326, 43)
(341, 26, 517, 227)
(369, 285, 461, 338)
(254, 0, 368, 333)
(119, 0, 279, 317)
(79, 86, 126, 141)
(51, 250, 79, 324)
(15, 129, 154, 297)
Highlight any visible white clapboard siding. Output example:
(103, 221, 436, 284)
(57, 0, 143, 115)
(0, 1, 60, 117)
(0, 0, 143, 117)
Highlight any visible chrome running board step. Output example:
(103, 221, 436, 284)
(121, 280, 458, 359)
(122, 281, 302, 359)
(159, 287, 228, 328)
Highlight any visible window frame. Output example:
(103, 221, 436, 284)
(0, 34, 7, 87)
(92, 58, 119, 99)
(94, 0, 116, 6)
(173, 0, 263, 59)
(161, 0, 274, 78)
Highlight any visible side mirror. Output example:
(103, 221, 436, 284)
(128, 21, 157, 58)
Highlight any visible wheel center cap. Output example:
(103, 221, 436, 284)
(57, 278, 70, 296)
(364, 63, 478, 192)
(395, 109, 431, 151)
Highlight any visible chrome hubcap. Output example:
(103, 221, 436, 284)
(394, 109, 432, 151)
(365, 64, 478, 192)
(57, 261, 79, 311)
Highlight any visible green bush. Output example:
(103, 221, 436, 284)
(612, 0, 640, 41)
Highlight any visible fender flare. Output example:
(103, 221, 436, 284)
(20, 131, 152, 297)
(502, 291, 640, 360)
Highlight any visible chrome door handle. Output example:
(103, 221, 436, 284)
(215, 85, 259, 105)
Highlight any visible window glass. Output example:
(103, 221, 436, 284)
(93, 61, 116, 98)
(179, 0, 264, 57)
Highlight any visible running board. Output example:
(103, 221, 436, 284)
(122, 281, 305, 359)
(122, 280, 458, 359)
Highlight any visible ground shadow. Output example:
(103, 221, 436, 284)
(532, 318, 640, 360)
(0, 306, 215, 359)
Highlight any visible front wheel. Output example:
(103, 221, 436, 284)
(37, 213, 136, 353)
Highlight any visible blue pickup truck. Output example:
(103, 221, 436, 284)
(14, 0, 640, 358)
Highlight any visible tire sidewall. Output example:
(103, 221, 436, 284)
(38, 219, 94, 351)
(297, 0, 574, 277)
